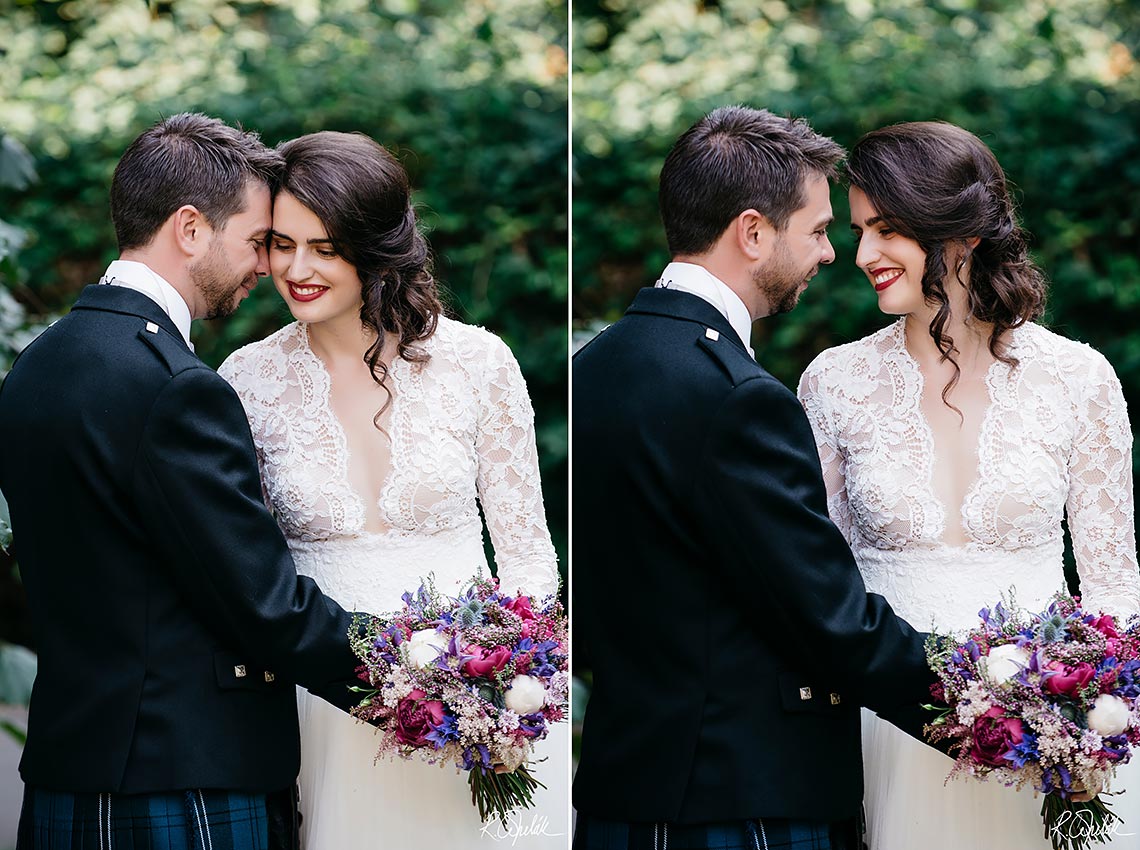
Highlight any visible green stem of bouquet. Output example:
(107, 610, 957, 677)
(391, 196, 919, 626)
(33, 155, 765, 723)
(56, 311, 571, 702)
(1041, 794, 1121, 850)
(469, 763, 547, 827)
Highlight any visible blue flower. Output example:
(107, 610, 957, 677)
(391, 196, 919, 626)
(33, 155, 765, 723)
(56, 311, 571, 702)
(518, 712, 547, 738)
(462, 743, 493, 774)
(1004, 732, 1039, 769)
(425, 713, 460, 750)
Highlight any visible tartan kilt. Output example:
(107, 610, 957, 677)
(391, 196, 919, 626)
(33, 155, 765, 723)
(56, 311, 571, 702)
(572, 813, 862, 850)
(16, 786, 292, 850)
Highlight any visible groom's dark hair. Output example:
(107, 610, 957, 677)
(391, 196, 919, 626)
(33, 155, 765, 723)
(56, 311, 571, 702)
(659, 106, 844, 256)
(110, 113, 283, 251)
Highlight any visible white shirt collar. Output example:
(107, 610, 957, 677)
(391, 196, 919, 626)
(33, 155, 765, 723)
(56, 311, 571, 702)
(655, 261, 755, 358)
(99, 260, 194, 350)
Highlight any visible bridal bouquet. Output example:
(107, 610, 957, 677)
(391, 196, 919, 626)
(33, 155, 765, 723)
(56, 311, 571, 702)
(924, 593, 1140, 850)
(349, 573, 568, 826)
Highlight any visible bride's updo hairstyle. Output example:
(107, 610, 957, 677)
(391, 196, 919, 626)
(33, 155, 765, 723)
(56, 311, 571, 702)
(847, 122, 1046, 404)
(276, 131, 441, 422)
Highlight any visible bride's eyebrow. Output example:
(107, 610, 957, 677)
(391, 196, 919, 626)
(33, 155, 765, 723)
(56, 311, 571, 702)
(267, 230, 333, 245)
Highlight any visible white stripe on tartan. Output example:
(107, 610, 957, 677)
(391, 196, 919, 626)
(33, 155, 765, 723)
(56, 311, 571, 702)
(107, 792, 113, 850)
(98, 793, 104, 850)
(190, 791, 206, 850)
(198, 790, 214, 850)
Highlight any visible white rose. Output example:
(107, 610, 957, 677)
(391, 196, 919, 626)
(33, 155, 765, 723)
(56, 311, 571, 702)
(406, 628, 447, 669)
(504, 675, 547, 715)
(1088, 694, 1131, 737)
(980, 644, 1030, 683)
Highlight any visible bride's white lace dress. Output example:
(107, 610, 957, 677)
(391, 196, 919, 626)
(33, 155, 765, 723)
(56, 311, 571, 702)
(798, 318, 1140, 850)
(219, 316, 566, 849)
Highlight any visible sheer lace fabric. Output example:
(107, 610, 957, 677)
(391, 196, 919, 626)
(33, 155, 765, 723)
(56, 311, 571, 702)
(798, 318, 1140, 850)
(218, 318, 565, 848)
(218, 317, 559, 609)
(798, 318, 1139, 629)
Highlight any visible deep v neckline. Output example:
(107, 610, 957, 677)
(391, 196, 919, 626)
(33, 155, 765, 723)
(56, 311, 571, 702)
(892, 319, 1008, 547)
(299, 322, 400, 536)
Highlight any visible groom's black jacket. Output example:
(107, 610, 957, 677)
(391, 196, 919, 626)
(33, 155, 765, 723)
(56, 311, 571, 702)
(0, 284, 361, 794)
(573, 287, 934, 824)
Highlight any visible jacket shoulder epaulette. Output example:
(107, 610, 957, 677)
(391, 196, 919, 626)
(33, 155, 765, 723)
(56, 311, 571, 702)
(695, 327, 760, 388)
(136, 324, 202, 377)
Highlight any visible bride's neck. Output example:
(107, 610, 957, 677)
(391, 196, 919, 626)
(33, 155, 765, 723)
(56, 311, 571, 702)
(306, 314, 378, 368)
(903, 277, 995, 374)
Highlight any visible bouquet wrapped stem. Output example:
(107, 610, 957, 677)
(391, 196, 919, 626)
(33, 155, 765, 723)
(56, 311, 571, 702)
(1041, 796, 1121, 850)
(470, 763, 546, 827)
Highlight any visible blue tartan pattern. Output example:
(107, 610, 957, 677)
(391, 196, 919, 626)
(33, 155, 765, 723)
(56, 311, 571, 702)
(17, 787, 270, 850)
(573, 813, 860, 850)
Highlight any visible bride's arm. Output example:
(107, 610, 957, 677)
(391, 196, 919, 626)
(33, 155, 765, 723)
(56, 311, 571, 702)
(797, 361, 854, 545)
(1067, 352, 1140, 618)
(474, 334, 560, 600)
(217, 354, 275, 512)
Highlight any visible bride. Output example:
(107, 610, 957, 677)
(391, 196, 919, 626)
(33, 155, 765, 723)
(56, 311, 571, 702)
(798, 121, 1140, 849)
(218, 131, 566, 848)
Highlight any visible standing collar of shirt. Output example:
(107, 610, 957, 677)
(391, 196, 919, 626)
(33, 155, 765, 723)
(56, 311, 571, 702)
(99, 260, 194, 350)
(655, 261, 755, 357)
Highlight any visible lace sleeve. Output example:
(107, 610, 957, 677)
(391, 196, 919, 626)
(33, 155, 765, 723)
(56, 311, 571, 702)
(474, 335, 560, 600)
(217, 354, 274, 512)
(797, 360, 854, 546)
(1067, 352, 1140, 618)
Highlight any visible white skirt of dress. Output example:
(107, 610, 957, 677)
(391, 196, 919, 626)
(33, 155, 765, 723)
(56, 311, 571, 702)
(296, 688, 570, 849)
(862, 708, 1140, 849)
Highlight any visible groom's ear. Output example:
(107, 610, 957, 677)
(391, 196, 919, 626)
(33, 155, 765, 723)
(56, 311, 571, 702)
(171, 205, 211, 258)
(735, 209, 773, 261)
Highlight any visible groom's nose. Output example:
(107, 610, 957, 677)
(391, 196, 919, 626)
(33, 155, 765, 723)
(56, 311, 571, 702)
(820, 233, 836, 265)
(255, 243, 270, 277)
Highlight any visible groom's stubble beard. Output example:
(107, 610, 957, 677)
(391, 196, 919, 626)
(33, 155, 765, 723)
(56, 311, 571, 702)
(190, 234, 256, 320)
(752, 234, 816, 316)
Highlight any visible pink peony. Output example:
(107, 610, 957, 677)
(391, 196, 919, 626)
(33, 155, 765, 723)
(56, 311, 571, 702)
(507, 596, 535, 621)
(970, 706, 1024, 767)
(1043, 661, 1096, 696)
(1091, 615, 1120, 639)
(394, 689, 445, 747)
(462, 645, 512, 678)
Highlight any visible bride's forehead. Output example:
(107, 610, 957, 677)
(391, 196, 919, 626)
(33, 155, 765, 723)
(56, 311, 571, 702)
(271, 191, 328, 235)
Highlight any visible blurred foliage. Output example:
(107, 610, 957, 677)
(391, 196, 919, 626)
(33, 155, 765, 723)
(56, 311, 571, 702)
(573, 0, 1140, 484)
(0, 0, 568, 582)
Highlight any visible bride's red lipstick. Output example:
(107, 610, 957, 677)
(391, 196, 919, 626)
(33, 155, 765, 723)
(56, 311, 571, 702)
(872, 268, 904, 292)
(288, 282, 329, 302)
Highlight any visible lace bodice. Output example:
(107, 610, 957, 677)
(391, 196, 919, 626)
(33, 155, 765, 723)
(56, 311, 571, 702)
(798, 319, 1140, 629)
(217, 318, 558, 611)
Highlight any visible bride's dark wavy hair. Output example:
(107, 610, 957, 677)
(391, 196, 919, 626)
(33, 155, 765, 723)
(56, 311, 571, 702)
(846, 122, 1046, 407)
(276, 131, 441, 427)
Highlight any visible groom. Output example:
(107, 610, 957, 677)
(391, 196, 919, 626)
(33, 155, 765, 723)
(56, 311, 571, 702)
(573, 106, 935, 849)
(0, 115, 362, 849)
